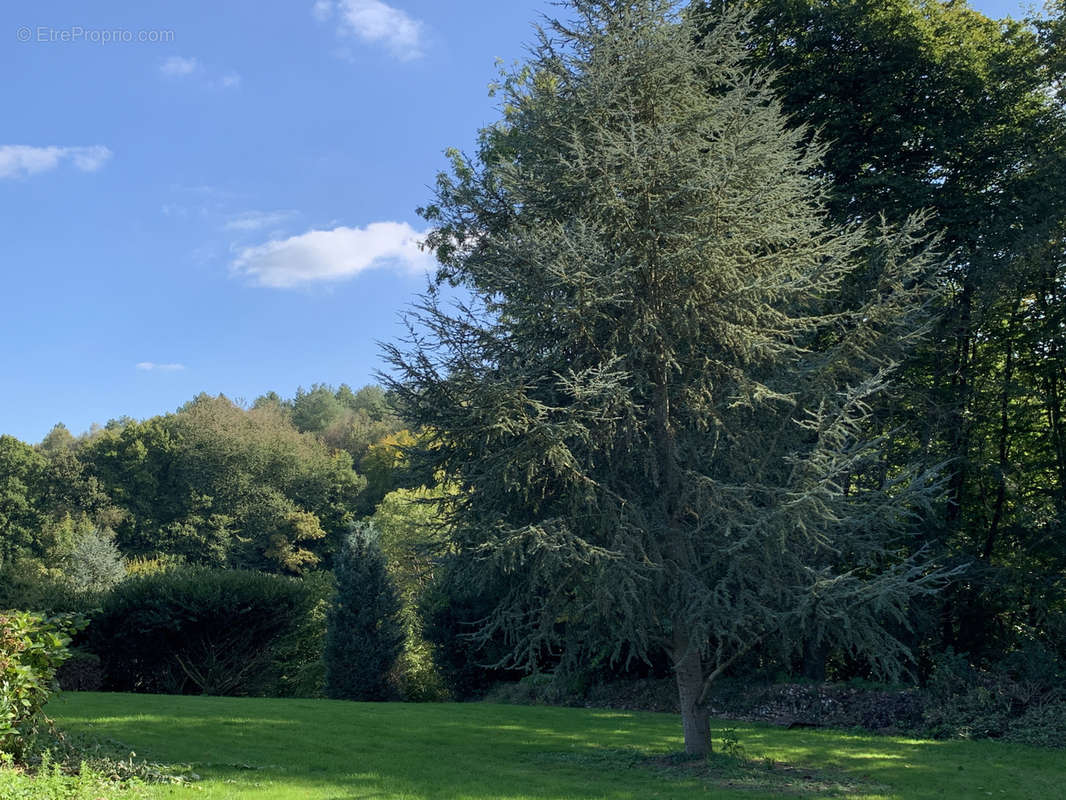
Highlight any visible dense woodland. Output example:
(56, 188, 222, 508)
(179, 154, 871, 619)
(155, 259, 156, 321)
(3, 0, 1066, 759)
(0, 384, 407, 576)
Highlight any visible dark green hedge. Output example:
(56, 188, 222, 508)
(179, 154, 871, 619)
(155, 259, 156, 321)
(90, 567, 315, 695)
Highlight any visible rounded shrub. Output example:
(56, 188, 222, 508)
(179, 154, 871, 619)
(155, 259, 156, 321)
(90, 567, 314, 695)
(0, 560, 102, 615)
(55, 648, 104, 692)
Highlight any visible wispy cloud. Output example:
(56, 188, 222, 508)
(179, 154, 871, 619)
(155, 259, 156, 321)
(215, 72, 242, 90)
(314, 0, 425, 61)
(224, 209, 298, 232)
(161, 186, 254, 222)
(160, 55, 199, 76)
(161, 203, 193, 218)
(232, 221, 432, 288)
(136, 362, 186, 372)
(0, 145, 112, 179)
(159, 56, 241, 89)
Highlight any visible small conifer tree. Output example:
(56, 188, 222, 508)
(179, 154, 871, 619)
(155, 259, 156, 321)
(324, 522, 404, 701)
(67, 527, 127, 594)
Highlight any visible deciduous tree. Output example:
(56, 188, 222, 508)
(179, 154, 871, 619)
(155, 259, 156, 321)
(721, 0, 1066, 663)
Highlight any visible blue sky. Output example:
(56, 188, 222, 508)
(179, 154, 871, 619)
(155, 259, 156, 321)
(0, 0, 1032, 443)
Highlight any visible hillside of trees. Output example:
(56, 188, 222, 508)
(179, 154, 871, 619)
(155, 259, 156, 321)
(0, 384, 411, 580)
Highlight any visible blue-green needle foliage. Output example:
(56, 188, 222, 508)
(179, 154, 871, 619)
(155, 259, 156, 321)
(387, 0, 954, 755)
(323, 523, 404, 701)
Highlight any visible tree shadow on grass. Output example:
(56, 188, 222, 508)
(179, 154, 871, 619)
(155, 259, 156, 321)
(533, 747, 886, 797)
(732, 724, 1066, 800)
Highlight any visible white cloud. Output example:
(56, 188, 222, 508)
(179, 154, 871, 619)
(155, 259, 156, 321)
(215, 72, 242, 89)
(224, 210, 297, 232)
(160, 55, 199, 76)
(232, 221, 432, 288)
(159, 56, 241, 89)
(136, 362, 186, 372)
(0, 145, 112, 179)
(68, 147, 112, 171)
(314, 0, 425, 61)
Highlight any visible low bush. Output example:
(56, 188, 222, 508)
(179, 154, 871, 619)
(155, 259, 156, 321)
(0, 561, 101, 616)
(922, 645, 1066, 744)
(712, 680, 925, 731)
(487, 674, 926, 731)
(582, 678, 681, 712)
(124, 553, 185, 577)
(1003, 701, 1066, 748)
(0, 751, 145, 800)
(0, 611, 79, 760)
(55, 650, 103, 692)
(484, 673, 570, 706)
(922, 650, 1011, 739)
(391, 633, 449, 702)
(89, 567, 315, 695)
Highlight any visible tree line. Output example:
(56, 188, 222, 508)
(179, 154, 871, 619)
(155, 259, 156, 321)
(0, 384, 408, 578)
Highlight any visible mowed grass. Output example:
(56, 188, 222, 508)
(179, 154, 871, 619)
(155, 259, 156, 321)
(36, 692, 1064, 799)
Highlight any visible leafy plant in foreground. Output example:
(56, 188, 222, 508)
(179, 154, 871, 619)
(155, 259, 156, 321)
(0, 611, 78, 760)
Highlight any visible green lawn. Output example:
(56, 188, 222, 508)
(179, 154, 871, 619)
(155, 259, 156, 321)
(24, 692, 1064, 799)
